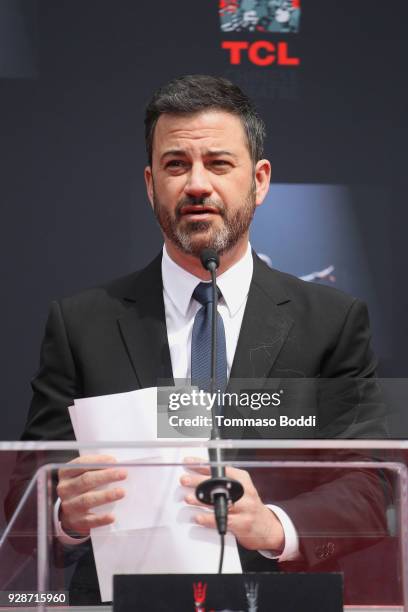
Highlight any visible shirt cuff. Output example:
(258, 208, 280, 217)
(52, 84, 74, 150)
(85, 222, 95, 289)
(54, 498, 90, 546)
(258, 504, 301, 562)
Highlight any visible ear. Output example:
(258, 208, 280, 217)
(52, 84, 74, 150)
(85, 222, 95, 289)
(254, 159, 271, 207)
(144, 165, 154, 209)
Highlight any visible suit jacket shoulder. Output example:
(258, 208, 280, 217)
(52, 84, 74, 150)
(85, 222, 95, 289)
(253, 252, 359, 319)
(230, 253, 376, 381)
(57, 252, 163, 320)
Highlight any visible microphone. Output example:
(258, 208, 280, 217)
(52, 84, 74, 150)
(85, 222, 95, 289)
(195, 248, 244, 542)
(200, 248, 219, 272)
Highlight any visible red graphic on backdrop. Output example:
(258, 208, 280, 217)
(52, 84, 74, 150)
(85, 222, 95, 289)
(219, 0, 239, 15)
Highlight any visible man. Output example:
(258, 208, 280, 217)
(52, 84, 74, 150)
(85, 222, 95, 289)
(6, 75, 388, 603)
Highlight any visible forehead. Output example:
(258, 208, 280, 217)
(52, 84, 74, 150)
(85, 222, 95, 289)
(152, 110, 249, 156)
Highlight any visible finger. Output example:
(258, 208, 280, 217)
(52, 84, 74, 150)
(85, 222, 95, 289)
(224, 466, 251, 485)
(63, 512, 116, 534)
(184, 493, 210, 508)
(195, 512, 217, 529)
(183, 460, 251, 484)
(195, 511, 240, 532)
(180, 472, 210, 488)
(62, 486, 125, 516)
(58, 455, 117, 480)
(85, 512, 116, 530)
(186, 494, 240, 516)
(57, 466, 127, 500)
(183, 457, 211, 476)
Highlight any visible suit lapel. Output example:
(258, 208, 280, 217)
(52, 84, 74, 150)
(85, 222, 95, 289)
(224, 253, 294, 442)
(116, 251, 293, 391)
(229, 252, 293, 383)
(117, 254, 174, 389)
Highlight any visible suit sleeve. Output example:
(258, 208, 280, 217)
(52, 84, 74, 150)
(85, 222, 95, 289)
(321, 298, 377, 379)
(276, 298, 390, 568)
(23, 300, 80, 441)
(4, 301, 81, 556)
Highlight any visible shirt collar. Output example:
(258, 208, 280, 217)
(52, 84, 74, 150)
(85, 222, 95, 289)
(162, 243, 253, 318)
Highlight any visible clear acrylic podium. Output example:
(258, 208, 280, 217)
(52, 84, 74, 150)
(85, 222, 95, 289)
(0, 440, 407, 610)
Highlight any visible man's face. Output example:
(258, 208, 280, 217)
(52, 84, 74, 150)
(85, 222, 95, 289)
(144, 110, 270, 257)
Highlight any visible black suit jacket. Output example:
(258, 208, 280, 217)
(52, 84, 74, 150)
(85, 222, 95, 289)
(6, 251, 389, 603)
(25, 250, 383, 426)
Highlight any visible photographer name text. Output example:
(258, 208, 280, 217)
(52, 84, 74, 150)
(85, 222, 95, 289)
(168, 415, 316, 428)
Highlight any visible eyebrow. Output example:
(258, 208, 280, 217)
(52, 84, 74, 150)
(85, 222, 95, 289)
(160, 149, 237, 162)
(206, 150, 237, 158)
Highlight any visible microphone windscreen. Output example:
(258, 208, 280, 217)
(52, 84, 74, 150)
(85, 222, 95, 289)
(200, 248, 219, 271)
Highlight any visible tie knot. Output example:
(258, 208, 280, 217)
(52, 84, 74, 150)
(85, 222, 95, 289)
(193, 282, 221, 306)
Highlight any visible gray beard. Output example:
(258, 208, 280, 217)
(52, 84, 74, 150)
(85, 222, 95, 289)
(153, 184, 256, 257)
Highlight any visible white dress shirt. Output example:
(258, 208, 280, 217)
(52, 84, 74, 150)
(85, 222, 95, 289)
(56, 243, 299, 561)
(162, 243, 252, 381)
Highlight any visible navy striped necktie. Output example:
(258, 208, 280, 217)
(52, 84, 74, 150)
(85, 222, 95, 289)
(191, 282, 227, 394)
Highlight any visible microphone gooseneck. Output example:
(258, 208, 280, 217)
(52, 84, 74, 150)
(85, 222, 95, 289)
(195, 249, 244, 554)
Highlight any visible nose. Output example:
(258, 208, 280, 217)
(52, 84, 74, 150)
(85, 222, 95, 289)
(184, 163, 213, 200)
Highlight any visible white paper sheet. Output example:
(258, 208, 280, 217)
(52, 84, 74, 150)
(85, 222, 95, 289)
(68, 388, 241, 602)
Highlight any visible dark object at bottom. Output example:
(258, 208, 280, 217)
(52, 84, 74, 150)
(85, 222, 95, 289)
(113, 572, 343, 611)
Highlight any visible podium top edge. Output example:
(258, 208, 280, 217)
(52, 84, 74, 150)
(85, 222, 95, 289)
(0, 440, 407, 451)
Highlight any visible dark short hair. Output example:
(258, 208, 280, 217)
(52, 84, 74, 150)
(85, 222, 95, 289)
(144, 74, 266, 165)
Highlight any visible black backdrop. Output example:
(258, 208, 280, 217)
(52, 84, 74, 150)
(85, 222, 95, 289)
(1, 0, 407, 439)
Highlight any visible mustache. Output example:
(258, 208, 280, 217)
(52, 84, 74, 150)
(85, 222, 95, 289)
(175, 197, 225, 217)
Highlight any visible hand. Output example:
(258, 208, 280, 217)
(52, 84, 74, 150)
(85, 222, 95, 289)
(56, 454, 127, 536)
(180, 459, 285, 552)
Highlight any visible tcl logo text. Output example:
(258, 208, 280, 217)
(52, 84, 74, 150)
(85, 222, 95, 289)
(221, 41, 300, 66)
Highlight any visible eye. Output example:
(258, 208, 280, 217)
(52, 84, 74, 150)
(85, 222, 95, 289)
(164, 159, 190, 174)
(209, 159, 232, 171)
(165, 159, 187, 168)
